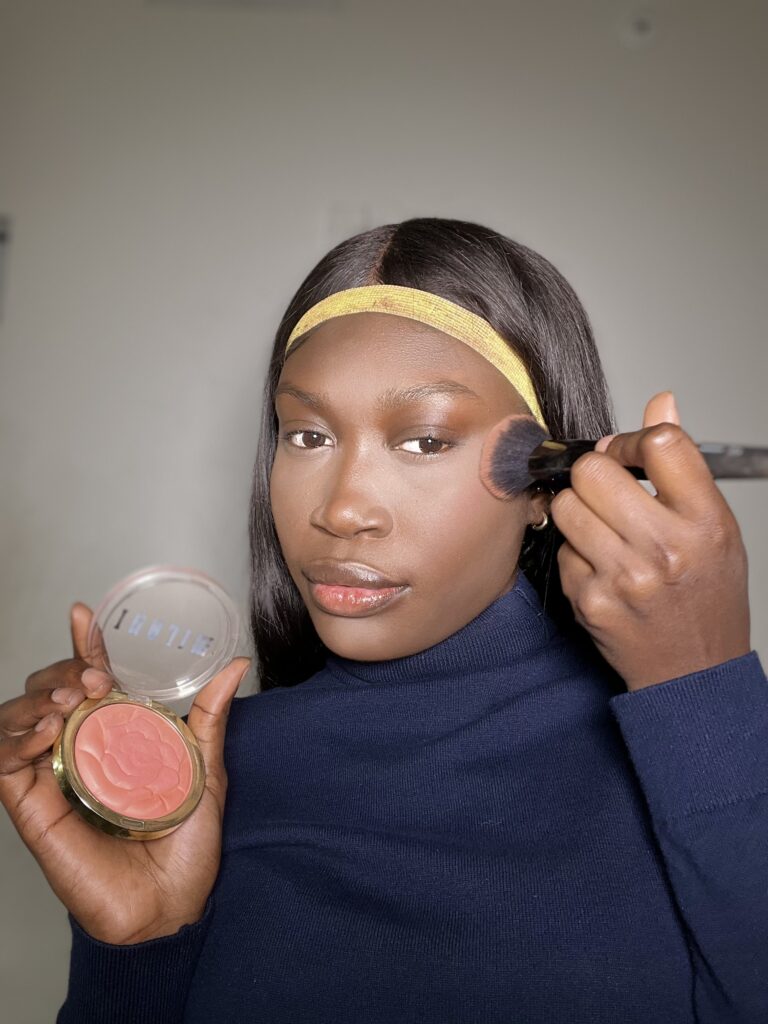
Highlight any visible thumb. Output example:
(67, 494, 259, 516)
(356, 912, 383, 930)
(642, 390, 681, 429)
(595, 390, 681, 453)
(70, 602, 94, 661)
(187, 658, 251, 808)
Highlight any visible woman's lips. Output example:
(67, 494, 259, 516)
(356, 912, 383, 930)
(304, 561, 409, 618)
(308, 582, 408, 617)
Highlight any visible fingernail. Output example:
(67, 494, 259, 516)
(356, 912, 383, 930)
(51, 688, 85, 707)
(81, 668, 112, 692)
(669, 392, 680, 423)
(594, 434, 616, 453)
(35, 713, 61, 732)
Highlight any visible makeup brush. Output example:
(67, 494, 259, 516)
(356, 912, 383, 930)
(480, 414, 768, 500)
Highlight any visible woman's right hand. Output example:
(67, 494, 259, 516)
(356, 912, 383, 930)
(0, 602, 249, 945)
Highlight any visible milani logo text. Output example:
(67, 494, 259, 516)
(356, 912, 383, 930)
(113, 608, 214, 657)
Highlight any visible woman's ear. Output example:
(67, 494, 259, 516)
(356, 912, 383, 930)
(527, 488, 551, 529)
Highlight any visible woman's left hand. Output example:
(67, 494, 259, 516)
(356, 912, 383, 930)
(551, 391, 751, 691)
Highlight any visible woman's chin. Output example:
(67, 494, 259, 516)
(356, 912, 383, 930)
(308, 605, 430, 663)
(313, 619, 410, 662)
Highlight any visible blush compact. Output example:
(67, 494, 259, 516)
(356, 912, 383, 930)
(52, 566, 240, 840)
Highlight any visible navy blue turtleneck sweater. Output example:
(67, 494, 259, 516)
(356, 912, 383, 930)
(59, 575, 768, 1023)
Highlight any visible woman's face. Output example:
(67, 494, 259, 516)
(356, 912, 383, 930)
(270, 312, 546, 661)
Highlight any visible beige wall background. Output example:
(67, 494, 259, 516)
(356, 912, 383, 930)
(0, 0, 766, 1019)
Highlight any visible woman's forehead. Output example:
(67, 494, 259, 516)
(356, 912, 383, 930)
(280, 312, 521, 401)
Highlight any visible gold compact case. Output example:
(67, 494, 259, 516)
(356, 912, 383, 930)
(52, 566, 240, 840)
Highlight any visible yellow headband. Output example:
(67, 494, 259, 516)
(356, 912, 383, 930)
(285, 285, 547, 428)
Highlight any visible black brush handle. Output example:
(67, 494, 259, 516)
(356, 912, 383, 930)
(528, 439, 768, 483)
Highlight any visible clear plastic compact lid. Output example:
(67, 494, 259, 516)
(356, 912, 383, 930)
(87, 566, 240, 705)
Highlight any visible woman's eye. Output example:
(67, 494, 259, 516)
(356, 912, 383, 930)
(285, 430, 332, 450)
(398, 436, 451, 456)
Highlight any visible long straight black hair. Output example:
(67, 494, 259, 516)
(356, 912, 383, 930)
(249, 218, 615, 690)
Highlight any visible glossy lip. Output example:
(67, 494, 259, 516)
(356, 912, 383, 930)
(303, 560, 409, 618)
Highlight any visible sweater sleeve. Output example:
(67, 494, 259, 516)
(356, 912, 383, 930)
(56, 899, 212, 1024)
(609, 651, 768, 1024)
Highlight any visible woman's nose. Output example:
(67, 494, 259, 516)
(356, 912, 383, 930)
(309, 452, 393, 539)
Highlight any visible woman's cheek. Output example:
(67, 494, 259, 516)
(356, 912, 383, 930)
(270, 458, 310, 542)
(450, 495, 528, 585)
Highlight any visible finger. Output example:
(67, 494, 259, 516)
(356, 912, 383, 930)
(550, 487, 627, 571)
(71, 603, 108, 670)
(595, 391, 680, 454)
(0, 689, 85, 736)
(566, 450, 670, 544)
(80, 668, 114, 699)
(25, 660, 112, 701)
(0, 713, 63, 777)
(593, 433, 615, 454)
(556, 540, 593, 608)
(70, 603, 94, 661)
(556, 541, 622, 636)
(642, 390, 681, 429)
(602, 423, 724, 519)
(187, 659, 251, 809)
(26, 660, 89, 695)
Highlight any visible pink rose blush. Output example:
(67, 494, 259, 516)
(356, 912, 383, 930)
(74, 703, 194, 819)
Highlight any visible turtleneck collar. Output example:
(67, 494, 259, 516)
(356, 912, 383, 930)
(325, 572, 559, 686)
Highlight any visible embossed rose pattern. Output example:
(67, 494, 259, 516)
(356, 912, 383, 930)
(74, 704, 193, 818)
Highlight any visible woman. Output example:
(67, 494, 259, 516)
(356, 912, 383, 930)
(1, 219, 765, 1023)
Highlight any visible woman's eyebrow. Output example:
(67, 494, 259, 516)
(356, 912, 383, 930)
(275, 384, 326, 410)
(377, 381, 481, 411)
(275, 380, 482, 413)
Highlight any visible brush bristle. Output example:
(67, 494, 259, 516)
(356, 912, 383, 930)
(479, 414, 548, 499)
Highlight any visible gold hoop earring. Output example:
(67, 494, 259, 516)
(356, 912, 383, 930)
(531, 512, 549, 531)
